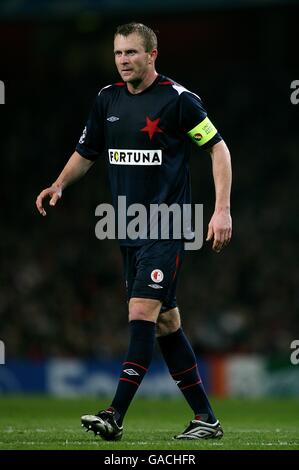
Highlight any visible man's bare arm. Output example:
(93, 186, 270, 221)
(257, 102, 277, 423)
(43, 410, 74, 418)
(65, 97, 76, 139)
(36, 151, 94, 216)
(206, 140, 232, 252)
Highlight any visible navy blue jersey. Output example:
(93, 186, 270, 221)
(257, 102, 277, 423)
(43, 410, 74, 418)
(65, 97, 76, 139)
(76, 74, 222, 246)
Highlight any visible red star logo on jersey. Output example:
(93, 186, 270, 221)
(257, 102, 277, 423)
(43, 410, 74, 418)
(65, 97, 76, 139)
(140, 117, 163, 141)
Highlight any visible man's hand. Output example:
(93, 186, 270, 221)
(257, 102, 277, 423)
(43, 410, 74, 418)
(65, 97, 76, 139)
(206, 208, 232, 253)
(36, 184, 62, 216)
(35, 151, 94, 216)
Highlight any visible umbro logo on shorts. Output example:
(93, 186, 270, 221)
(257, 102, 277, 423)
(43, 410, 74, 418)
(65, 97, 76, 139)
(107, 116, 119, 122)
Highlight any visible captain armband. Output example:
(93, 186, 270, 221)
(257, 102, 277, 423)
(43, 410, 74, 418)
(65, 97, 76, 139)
(187, 116, 217, 147)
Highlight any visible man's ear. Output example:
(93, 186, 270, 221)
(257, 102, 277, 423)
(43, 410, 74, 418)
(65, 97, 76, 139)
(149, 49, 158, 64)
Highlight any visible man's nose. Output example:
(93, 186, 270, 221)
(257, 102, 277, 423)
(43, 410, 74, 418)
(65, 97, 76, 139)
(119, 54, 129, 64)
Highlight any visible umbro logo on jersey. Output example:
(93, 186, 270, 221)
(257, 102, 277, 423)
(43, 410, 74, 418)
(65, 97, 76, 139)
(108, 149, 162, 166)
(123, 369, 139, 376)
(107, 116, 119, 122)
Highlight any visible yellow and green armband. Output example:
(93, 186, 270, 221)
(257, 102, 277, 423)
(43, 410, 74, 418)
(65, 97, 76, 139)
(187, 116, 217, 147)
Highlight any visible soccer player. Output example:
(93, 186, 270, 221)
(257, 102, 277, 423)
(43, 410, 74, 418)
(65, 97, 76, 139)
(36, 22, 232, 440)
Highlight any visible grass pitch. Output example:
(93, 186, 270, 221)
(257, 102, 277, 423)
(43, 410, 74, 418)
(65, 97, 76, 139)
(0, 396, 298, 450)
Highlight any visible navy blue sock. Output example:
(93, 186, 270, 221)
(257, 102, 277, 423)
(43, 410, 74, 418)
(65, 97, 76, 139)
(111, 319, 156, 425)
(158, 328, 216, 423)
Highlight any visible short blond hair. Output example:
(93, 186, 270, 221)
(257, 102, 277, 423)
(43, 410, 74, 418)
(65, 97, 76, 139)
(115, 22, 157, 52)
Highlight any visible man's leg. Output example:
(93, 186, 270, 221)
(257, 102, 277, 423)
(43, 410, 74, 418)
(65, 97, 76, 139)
(157, 308, 223, 439)
(81, 298, 161, 440)
(110, 298, 161, 424)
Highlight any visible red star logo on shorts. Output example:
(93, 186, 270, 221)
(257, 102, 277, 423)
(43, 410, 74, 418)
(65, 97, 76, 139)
(140, 117, 163, 141)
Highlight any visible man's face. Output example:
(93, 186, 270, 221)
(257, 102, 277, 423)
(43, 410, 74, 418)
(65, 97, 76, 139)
(114, 33, 155, 83)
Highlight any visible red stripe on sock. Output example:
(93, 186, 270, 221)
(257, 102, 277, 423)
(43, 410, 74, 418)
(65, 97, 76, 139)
(172, 363, 197, 377)
(119, 377, 139, 386)
(180, 380, 202, 391)
(123, 361, 148, 371)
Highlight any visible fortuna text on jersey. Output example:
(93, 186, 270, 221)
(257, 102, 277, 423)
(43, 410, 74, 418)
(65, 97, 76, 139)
(109, 149, 162, 165)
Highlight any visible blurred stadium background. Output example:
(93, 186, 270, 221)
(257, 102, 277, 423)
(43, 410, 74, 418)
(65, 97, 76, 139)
(0, 0, 299, 405)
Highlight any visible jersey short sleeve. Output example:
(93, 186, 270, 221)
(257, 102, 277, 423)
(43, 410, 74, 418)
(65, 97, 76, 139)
(179, 91, 222, 149)
(76, 94, 105, 161)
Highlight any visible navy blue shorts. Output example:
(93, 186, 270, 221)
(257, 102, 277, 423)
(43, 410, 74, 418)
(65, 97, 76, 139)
(120, 240, 185, 313)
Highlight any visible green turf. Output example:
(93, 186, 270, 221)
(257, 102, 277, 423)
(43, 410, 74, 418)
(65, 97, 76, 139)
(0, 396, 298, 450)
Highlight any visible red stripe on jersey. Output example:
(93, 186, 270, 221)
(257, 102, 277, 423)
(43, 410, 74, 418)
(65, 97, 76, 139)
(115, 82, 125, 86)
(159, 81, 172, 85)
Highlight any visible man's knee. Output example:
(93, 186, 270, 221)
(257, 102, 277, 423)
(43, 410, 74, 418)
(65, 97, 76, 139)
(128, 297, 161, 322)
(156, 308, 181, 337)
